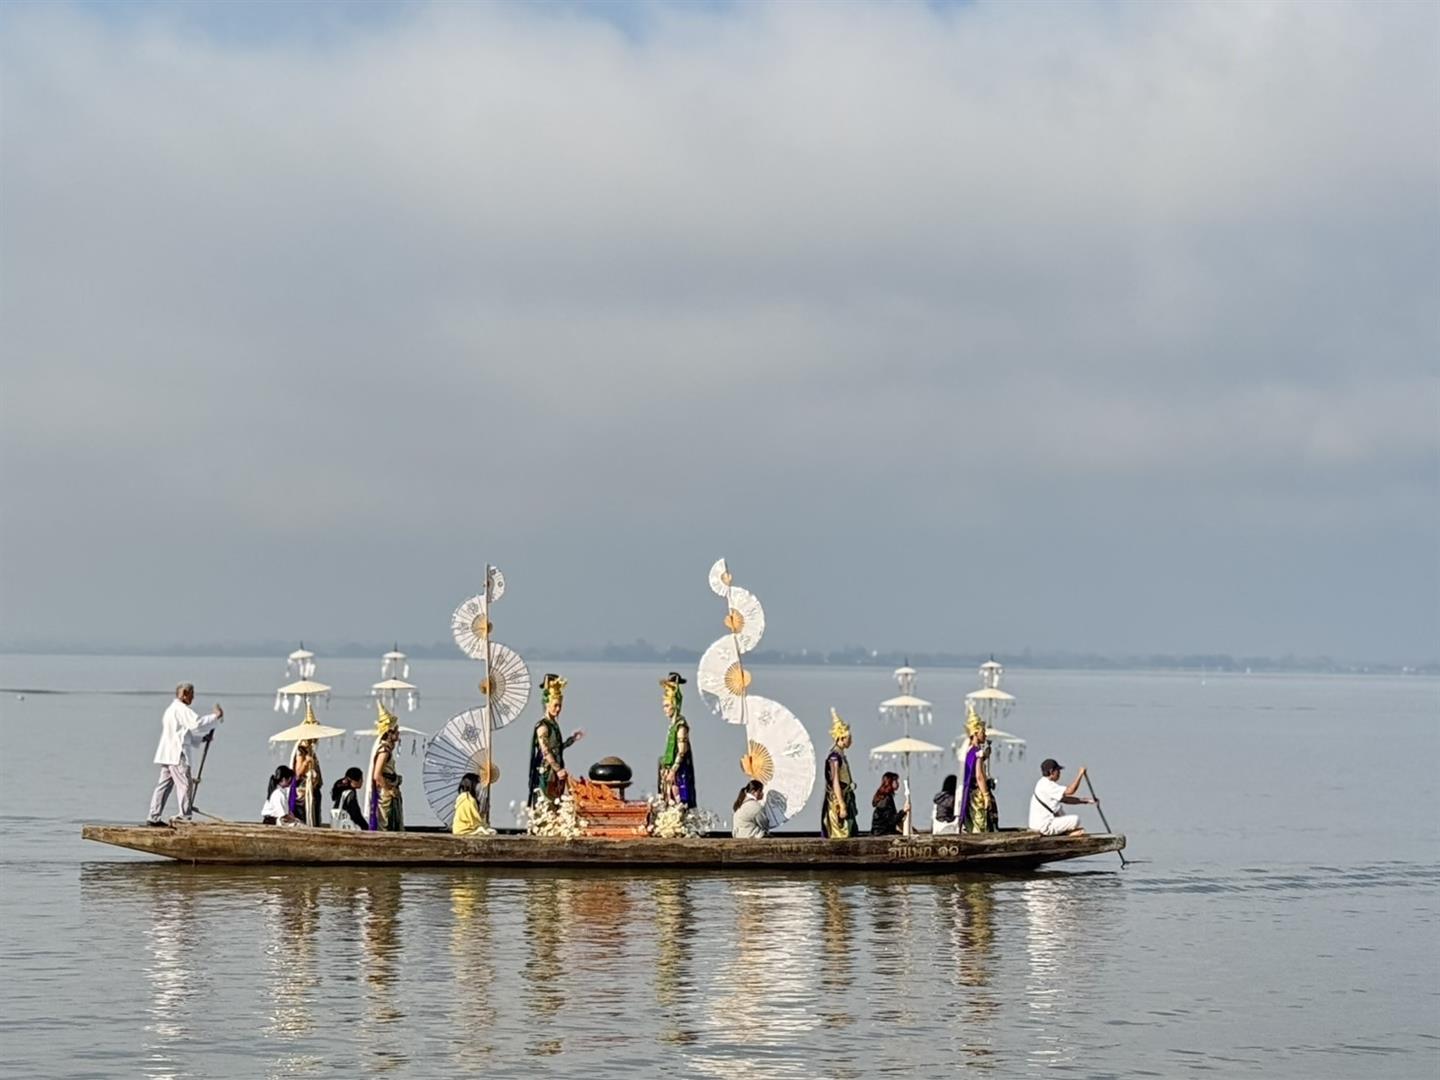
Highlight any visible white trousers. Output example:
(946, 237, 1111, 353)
(1037, 814, 1080, 835)
(147, 764, 194, 822)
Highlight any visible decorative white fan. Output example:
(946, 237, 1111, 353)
(739, 696, 816, 828)
(427, 564, 527, 823)
(479, 642, 530, 729)
(451, 595, 491, 659)
(697, 636, 750, 724)
(424, 709, 496, 827)
(697, 558, 767, 725)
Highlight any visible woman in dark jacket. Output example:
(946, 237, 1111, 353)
(870, 772, 908, 835)
(933, 773, 959, 834)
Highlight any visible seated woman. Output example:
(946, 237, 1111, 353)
(870, 771, 908, 835)
(331, 767, 367, 830)
(932, 773, 960, 835)
(262, 766, 301, 825)
(452, 773, 487, 836)
(732, 780, 769, 838)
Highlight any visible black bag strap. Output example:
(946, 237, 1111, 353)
(1034, 792, 1061, 817)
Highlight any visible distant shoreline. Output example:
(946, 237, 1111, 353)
(0, 643, 1433, 677)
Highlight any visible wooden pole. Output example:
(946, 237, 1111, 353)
(1083, 773, 1128, 868)
(188, 732, 218, 820)
(480, 566, 494, 825)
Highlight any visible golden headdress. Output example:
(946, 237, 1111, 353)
(829, 707, 850, 744)
(375, 699, 399, 736)
(540, 673, 567, 709)
(659, 671, 686, 716)
(965, 701, 985, 740)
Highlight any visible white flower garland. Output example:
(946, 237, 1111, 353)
(646, 796, 722, 838)
(518, 790, 588, 839)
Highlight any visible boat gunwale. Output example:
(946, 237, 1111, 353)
(81, 821, 1125, 872)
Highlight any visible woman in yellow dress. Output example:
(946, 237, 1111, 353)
(452, 772, 486, 835)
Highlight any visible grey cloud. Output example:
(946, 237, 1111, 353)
(1, 0, 1435, 660)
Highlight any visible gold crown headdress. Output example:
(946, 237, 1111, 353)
(659, 671, 686, 716)
(540, 673, 567, 709)
(829, 707, 850, 744)
(375, 699, 399, 736)
(965, 700, 985, 739)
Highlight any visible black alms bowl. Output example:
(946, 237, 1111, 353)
(588, 757, 633, 785)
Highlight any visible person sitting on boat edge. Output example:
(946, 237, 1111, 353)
(331, 767, 367, 830)
(820, 709, 859, 838)
(262, 766, 301, 825)
(528, 674, 585, 807)
(732, 780, 769, 838)
(453, 773, 488, 836)
(146, 682, 223, 826)
(1029, 759, 1095, 836)
(365, 705, 404, 831)
(932, 774, 959, 835)
(870, 772, 908, 836)
(658, 672, 696, 808)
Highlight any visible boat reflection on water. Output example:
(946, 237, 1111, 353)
(446, 875, 495, 1066)
(688, 878, 821, 1080)
(356, 875, 407, 1073)
(651, 876, 693, 1028)
(940, 879, 1000, 1067)
(521, 875, 572, 1056)
(865, 878, 918, 1021)
(137, 871, 201, 1080)
(262, 877, 320, 1043)
(1021, 874, 1117, 1072)
(818, 881, 856, 1031)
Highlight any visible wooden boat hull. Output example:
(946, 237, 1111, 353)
(82, 822, 1124, 872)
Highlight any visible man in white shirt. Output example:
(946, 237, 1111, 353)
(1028, 758, 1095, 836)
(146, 683, 224, 825)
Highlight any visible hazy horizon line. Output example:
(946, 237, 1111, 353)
(0, 639, 1433, 674)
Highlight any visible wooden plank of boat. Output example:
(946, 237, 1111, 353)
(82, 822, 1124, 871)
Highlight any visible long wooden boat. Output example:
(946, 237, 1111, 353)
(82, 822, 1124, 872)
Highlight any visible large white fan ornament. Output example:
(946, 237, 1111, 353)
(698, 558, 816, 828)
(426, 564, 526, 826)
(739, 696, 816, 828)
(424, 709, 495, 827)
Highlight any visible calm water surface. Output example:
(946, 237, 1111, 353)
(1, 657, 1436, 1078)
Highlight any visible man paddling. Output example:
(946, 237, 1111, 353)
(1028, 758, 1096, 836)
(146, 683, 223, 826)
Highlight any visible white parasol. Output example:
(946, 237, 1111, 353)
(957, 661, 1026, 764)
(875, 664, 942, 834)
(869, 735, 944, 836)
(871, 736, 945, 756)
(269, 721, 347, 742)
(351, 724, 429, 756)
(880, 693, 933, 712)
(270, 700, 346, 743)
(274, 677, 332, 715)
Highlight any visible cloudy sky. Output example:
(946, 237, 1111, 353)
(1, 0, 1435, 661)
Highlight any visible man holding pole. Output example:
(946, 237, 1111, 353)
(1028, 758, 1097, 836)
(145, 682, 223, 825)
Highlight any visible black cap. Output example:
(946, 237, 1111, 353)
(1040, 758, 1063, 775)
(665, 672, 687, 684)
